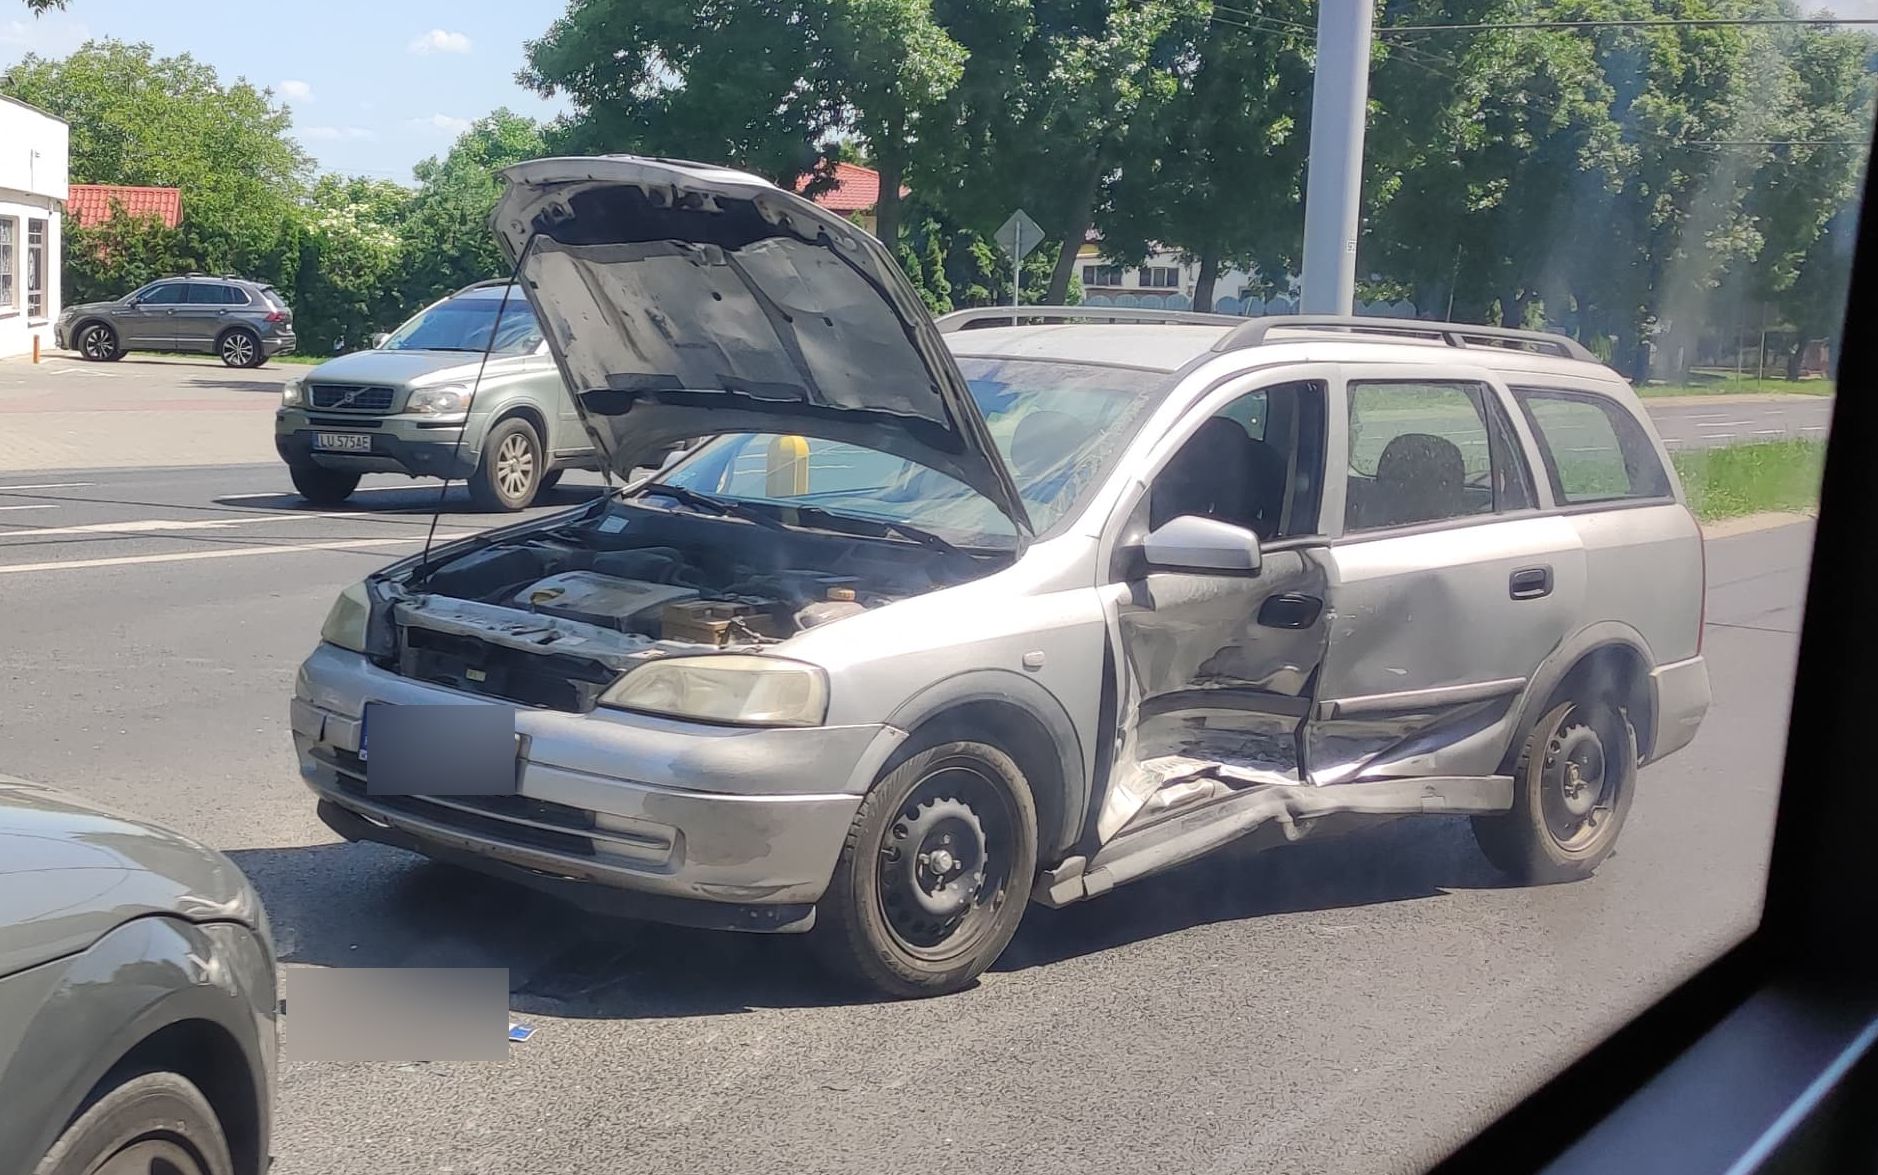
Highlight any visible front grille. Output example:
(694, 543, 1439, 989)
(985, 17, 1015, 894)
(326, 767, 598, 858)
(398, 625, 617, 713)
(310, 384, 396, 411)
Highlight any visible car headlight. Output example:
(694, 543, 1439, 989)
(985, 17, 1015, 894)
(599, 655, 829, 727)
(407, 385, 472, 415)
(320, 581, 372, 653)
(281, 377, 306, 407)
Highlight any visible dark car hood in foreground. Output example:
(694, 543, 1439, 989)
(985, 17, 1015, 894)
(489, 155, 1033, 536)
(0, 775, 262, 978)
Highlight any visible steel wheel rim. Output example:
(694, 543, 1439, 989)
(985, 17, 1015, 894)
(495, 433, 535, 499)
(223, 333, 255, 365)
(1539, 708, 1613, 852)
(875, 761, 1017, 961)
(96, 1136, 206, 1175)
(82, 325, 114, 359)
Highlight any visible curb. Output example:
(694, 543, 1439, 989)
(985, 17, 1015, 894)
(1701, 511, 1815, 540)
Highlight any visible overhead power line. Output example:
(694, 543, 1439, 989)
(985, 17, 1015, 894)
(1379, 16, 1878, 33)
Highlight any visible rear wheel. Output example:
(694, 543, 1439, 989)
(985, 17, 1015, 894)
(469, 418, 543, 511)
(811, 740, 1037, 997)
(32, 1071, 234, 1175)
(289, 463, 360, 505)
(218, 329, 263, 368)
(77, 323, 121, 362)
(1472, 699, 1637, 883)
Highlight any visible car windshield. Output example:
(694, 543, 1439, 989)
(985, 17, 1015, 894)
(649, 356, 1169, 545)
(382, 292, 542, 355)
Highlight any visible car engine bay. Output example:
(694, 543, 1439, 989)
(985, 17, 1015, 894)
(377, 499, 1009, 710)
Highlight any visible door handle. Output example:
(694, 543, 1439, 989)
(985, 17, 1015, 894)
(1258, 592, 1323, 629)
(1510, 566, 1553, 600)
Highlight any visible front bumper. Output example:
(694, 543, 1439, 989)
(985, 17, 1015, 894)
(275, 410, 479, 479)
(292, 644, 893, 931)
(1649, 654, 1711, 762)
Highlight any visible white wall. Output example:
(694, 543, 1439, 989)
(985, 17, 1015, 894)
(0, 96, 68, 360)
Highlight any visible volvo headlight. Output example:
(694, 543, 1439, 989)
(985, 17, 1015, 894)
(320, 581, 372, 653)
(599, 655, 829, 727)
(281, 377, 306, 407)
(407, 384, 472, 415)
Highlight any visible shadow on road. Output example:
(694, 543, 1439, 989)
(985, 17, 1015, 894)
(181, 376, 288, 393)
(212, 481, 608, 515)
(228, 813, 1514, 1019)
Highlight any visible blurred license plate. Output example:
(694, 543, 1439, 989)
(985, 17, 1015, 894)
(314, 433, 371, 453)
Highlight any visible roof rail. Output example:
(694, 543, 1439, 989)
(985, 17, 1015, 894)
(934, 305, 1247, 333)
(460, 278, 518, 292)
(1212, 315, 1598, 362)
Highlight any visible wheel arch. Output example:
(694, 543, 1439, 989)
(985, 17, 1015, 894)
(1505, 624, 1658, 770)
(881, 670, 1088, 861)
(489, 402, 549, 447)
(72, 317, 117, 346)
(214, 322, 260, 348)
(77, 1017, 264, 1175)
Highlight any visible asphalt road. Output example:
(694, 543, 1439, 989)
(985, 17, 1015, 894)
(1643, 396, 1833, 449)
(0, 462, 1809, 1175)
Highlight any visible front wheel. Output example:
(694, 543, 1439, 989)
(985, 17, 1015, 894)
(811, 740, 1037, 997)
(32, 1071, 234, 1175)
(289, 463, 360, 505)
(469, 418, 543, 511)
(76, 323, 121, 362)
(1472, 699, 1637, 883)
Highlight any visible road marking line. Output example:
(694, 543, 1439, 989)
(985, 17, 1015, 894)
(0, 533, 470, 576)
(0, 482, 95, 491)
(0, 504, 58, 511)
(1754, 429, 1785, 435)
(217, 485, 446, 501)
(1697, 419, 1753, 427)
(0, 510, 381, 538)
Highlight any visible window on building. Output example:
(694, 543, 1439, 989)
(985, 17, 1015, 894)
(1138, 266, 1180, 289)
(0, 219, 15, 312)
(1081, 264, 1124, 288)
(26, 219, 47, 319)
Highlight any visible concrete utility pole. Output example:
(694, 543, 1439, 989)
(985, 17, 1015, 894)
(1300, 0, 1374, 315)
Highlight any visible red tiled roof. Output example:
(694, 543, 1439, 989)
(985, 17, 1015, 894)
(67, 184, 183, 229)
(793, 162, 907, 212)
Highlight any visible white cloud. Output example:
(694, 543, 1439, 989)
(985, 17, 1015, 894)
(303, 126, 376, 142)
(278, 79, 314, 102)
(412, 114, 472, 134)
(407, 28, 472, 55)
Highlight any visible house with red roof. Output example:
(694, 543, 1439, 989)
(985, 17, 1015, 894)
(793, 161, 906, 239)
(67, 184, 183, 230)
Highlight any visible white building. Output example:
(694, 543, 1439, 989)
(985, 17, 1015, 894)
(0, 95, 67, 360)
(1076, 238, 1419, 319)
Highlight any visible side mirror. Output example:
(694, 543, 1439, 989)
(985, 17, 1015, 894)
(1139, 514, 1263, 576)
(370, 332, 391, 349)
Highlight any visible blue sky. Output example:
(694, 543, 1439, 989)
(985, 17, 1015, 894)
(0, 0, 573, 183)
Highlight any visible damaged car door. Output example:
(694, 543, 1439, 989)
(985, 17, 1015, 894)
(1093, 377, 1334, 859)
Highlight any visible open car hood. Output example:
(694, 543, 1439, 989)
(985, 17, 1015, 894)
(490, 156, 1032, 536)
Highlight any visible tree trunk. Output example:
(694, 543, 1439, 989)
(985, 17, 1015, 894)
(874, 150, 903, 252)
(1499, 288, 1521, 328)
(1786, 341, 1804, 381)
(1192, 250, 1221, 314)
(1046, 162, 1103, 305)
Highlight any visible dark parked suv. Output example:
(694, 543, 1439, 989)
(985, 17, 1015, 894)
(56, 275, 296, 368)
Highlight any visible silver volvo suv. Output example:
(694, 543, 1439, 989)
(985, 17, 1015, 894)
(275, 282, 599, 510)
(291, 157, 1710, 997)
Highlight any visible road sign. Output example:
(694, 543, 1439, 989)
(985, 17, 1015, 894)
(994, 210, 1044, 262)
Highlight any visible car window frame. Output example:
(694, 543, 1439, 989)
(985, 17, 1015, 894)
(135, 282, 188, 307)
(1095, 364, 1334, 584)
(1512, 384, 1677, 509)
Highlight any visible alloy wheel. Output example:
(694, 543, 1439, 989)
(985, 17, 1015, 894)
(81, 325, 115, 360)
(495, 432, 536, 501)
(221, 332, 256, 366)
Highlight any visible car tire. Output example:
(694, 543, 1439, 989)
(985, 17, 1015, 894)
(289, 464, 361, 505)
(811, 740, 1038, 998)
(218, 328, 263, 369)
(1472, 698, 1637, 884)
(76, 322, 122, 362)
(537, 469, 564, 492)
(32, 1070, 234, 1175)
(469, 418, 544, 512)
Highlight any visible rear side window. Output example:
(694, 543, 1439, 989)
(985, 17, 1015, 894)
(220, 284, 252, 305)
(1513, 388, 1672, 504)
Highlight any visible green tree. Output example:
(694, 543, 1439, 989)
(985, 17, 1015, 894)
(397, 109, 547, 307)
(2, 39, 311, 283)
(293, 175, 412, 353)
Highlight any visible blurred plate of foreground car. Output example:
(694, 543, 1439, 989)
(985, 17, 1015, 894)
(0, 774, 276, 1175)
(292, 154, 1709, 999)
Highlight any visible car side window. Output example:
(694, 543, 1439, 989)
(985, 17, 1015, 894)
(1514, 387, 1673, 504)
(138, 283, 187, 306)
(1145, 380, 1325, 540)
(1345, 380, 1499, 531)
(220, 285, 252, 305)
(185, 284, 221, 304)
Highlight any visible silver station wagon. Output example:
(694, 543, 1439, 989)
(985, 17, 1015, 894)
(291, 156, 1710, 997)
